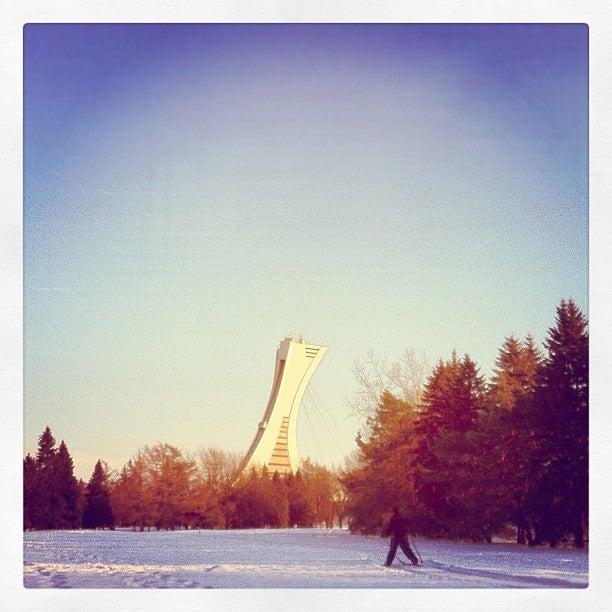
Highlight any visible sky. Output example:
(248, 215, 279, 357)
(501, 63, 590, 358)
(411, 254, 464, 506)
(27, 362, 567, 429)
(24, 24, 588, 479)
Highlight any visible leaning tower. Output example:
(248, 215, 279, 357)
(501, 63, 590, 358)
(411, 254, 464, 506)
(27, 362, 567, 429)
(242, 337, 328, 474)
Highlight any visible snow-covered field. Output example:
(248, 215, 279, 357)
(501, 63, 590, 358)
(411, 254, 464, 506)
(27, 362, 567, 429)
(23, 528, 587, 588)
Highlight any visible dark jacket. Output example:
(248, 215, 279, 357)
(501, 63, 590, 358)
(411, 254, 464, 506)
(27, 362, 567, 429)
(384, 514, 411, 538)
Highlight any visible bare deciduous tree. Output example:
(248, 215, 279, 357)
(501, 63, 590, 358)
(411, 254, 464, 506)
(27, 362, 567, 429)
(347, 349, 428, 422)
(196, 447, 242, 494)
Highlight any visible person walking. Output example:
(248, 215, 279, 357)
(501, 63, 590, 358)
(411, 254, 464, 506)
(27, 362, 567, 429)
(383, 506, 419, 566)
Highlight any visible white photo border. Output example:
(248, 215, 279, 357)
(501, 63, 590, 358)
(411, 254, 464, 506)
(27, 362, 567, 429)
(2, 2, 611, 610)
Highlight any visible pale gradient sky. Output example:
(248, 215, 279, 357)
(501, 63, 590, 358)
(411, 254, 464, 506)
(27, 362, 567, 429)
(24, 24, 588, 479)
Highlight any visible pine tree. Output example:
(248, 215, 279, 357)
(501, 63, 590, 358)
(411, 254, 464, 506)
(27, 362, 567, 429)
(258, 466, 280, 527)
(54, 441, 80, 528)
(23, 454, 39, 529)
(234, 467, 266, 528)
(341, 301, 587, 547)
(490, 336, 541, 411)
(32, 426, 63, 528)
(75, 478, 87, 526)
(414, 353, 486, 537)
(416, 356, 458, 436)
(271, 470, 289, 528)
(36, 426, 56, 469)
(523, 335, 543, 392)
(287, 470, 314, 527)
(535, 299, 588, 546)
(454, 355, 487, 430)
(343, 392, 418, 534)
(486, 336, 543, 543)
(82, 460, 115, 529)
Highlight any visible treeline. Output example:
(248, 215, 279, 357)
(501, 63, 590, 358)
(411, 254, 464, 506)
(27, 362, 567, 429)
(23, 429, 85, 529)
(112, 445, 346, 530)
(24, 433, 347, 531)
(343, 299, 588, 548)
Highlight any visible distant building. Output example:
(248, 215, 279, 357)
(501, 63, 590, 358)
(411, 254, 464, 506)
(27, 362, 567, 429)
(242, 336, 328, 474)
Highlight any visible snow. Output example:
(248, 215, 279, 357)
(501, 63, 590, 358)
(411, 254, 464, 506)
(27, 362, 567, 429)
(23, 528, 587, 588)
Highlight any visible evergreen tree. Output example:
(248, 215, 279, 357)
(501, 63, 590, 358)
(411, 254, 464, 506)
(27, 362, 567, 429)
(32, 426, 63, 528)
(342, 300, 587, 547)
(417, 353, 485, 436)
(415, 356, 459, 436)
(343, 392, 418, 534)
(485, 336, 543, 543)
(523, 335, 544, 392)
(54, 441, 80, 528)
(258, 466, 281, 527)
(454, 355, 487, 430)
(75, 478, 87, 526)
(234, 467, 272, 528)
(82, 460, 115, 529)
(534, 299, 588, 546)
(23, 454, 39, 529)
(36, 426, 56, 469)
(414, 354, 486, 537)
(287, 470, 314, 527)
(490, 336, 541, 411)
(271, 470, 289, 528)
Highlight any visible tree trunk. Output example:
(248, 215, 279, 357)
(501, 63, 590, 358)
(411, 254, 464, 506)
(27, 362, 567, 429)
(574, 513, 585, 548)
(517, 524, 526, 545)
(531, 525, 543, 546)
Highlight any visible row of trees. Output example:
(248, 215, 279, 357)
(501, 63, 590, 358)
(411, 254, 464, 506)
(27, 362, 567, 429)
(343, 299, 588, 548)
(24, 432, 347, 531)
(23, 428, 83, 530)
(23, 427, 114, 530)
(24, 298, 587, 547)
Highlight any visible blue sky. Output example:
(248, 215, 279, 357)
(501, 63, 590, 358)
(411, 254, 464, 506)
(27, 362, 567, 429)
(24, 24, 588, 478)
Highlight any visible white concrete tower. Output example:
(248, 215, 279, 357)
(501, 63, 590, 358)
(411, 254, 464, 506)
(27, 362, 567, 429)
(243, 337, 328, 474)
